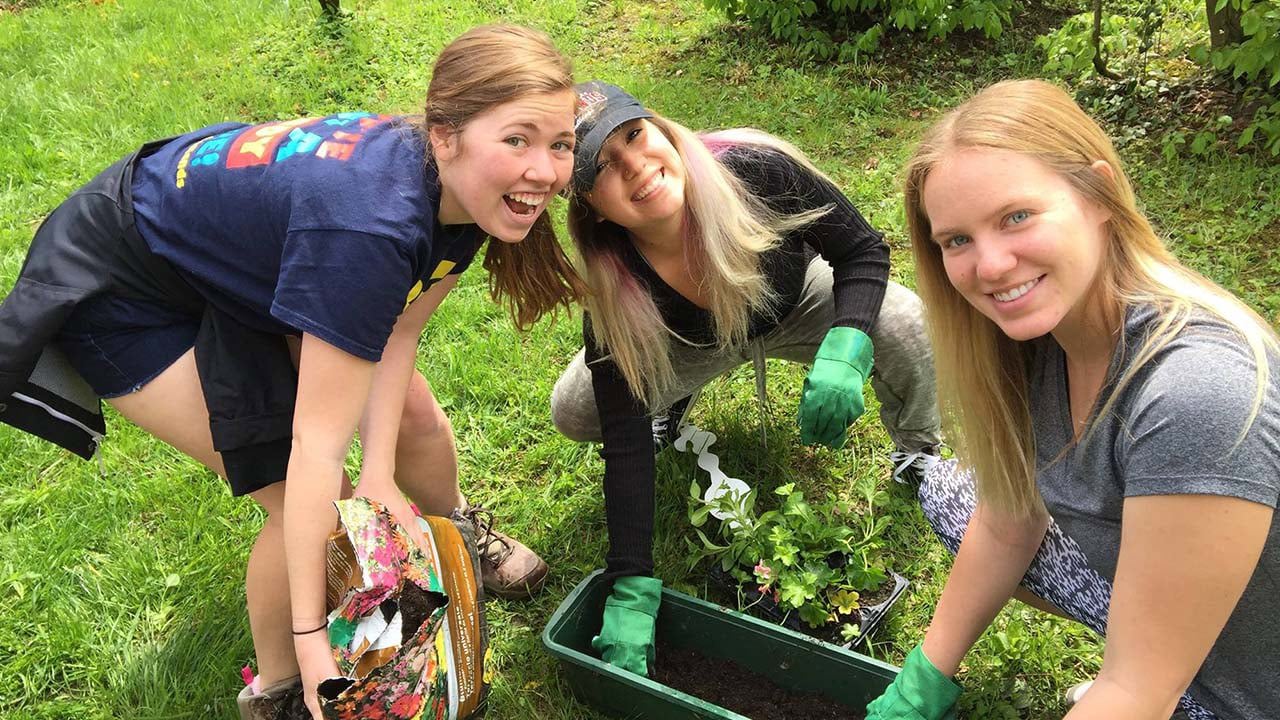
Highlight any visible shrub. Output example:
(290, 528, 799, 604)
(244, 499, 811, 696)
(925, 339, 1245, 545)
(1206, 0, 1280, 88)
(703, 0, 1014, 59)
(1037, 0, 1280, 154)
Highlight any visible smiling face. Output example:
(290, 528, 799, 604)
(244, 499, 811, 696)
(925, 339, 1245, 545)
(431, 89, 576, 243)
(583, 119, 687, 243)
(922, 147, 1113, 346)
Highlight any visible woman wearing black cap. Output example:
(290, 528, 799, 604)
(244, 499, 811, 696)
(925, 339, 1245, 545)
(550, 81, 940, 674)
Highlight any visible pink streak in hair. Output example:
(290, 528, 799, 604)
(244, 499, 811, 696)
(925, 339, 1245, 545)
(595, 244, 647, 306)
(698, 131, 740, 158)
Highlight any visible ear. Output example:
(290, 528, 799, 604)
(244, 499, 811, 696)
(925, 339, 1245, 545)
(581, 190, 605, 222)
(428, 124, 457, 162)
(1090, 159, 1115, 184)
(1088, 159, 1115, 224)
(587, 197, 608, 223)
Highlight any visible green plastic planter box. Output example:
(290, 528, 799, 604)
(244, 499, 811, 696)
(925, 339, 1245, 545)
(542, 570, 900, 719)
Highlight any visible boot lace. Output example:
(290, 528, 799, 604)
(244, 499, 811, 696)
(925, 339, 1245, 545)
(459, 505, 512, 567)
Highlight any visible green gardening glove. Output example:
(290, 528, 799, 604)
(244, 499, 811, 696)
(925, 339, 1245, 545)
(866, 645, 962, 720)
(591, 575, 662, 676)
(798, 326, 874, 449)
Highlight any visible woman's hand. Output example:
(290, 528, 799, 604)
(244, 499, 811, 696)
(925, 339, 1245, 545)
(354, 478, 433, 555)
(294, 626, 341, 720)
(864, 645, 960, 720)
(798, 327, 874, 449)
(591, 575, 663, 676)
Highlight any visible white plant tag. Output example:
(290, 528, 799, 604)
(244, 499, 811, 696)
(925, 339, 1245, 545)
(673, 423, 752, 527)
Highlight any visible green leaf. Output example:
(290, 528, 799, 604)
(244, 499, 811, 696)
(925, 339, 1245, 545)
(773, 542, 798, 566)
(1191, 130, 1216, 155)
(829, 589, 861, 615)
(691, 504, 711, 527)
(777, 579, 813, 608)
(695, 528, 728, 552)
(767, 525, 793, 546)
(798, 602, 831, 628)
(994, 630, 1011, 651)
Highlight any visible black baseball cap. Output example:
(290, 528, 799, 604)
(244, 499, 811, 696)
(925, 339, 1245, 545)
(572, 80, 654, 192)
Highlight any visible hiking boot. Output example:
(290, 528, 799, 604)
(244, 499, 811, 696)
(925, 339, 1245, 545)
(461, 506, 548, 600)
(653, 393, 696, 453)
(889, 446, 941, 487)
(236, 674, 304, 720)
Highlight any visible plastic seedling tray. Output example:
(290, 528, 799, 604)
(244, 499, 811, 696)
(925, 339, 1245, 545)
(708, 566, 910, 650)
(542, 570, 899, 719)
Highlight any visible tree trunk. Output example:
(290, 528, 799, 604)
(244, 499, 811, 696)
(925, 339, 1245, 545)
(1206, 0, 1245, 49)
(1091, 0, 1121, 79)
(319, 0, 340, 16)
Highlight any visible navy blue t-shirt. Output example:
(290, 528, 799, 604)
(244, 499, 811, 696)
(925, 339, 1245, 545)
(131, 112, 483, 361)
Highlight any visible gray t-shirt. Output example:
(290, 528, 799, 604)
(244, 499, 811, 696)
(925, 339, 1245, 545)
(1031, 305, 1280, 720)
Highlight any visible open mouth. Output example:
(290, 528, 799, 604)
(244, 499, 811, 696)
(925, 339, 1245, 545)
(632, 169, 664, 202)
(503, 191, 546, 216)
(991, 275, 1043, 303)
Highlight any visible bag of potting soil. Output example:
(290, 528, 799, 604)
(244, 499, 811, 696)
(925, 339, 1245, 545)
(316, 496, 491, 720)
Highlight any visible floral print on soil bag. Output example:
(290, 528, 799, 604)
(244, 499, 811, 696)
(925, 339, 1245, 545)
(317, 496, 487, 720)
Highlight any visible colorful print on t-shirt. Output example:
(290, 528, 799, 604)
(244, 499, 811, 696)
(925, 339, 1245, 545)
(131, 113, 484, 362)
(173, 112, 390, 188)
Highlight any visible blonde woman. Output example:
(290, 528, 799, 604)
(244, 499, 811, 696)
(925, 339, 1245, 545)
(865, 79, 1279, 720)
(0, 25, 583, 719)
(550, 81, 940, 675)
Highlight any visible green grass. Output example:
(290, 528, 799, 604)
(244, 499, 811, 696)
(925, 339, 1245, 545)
(2, 1, 1277, 718)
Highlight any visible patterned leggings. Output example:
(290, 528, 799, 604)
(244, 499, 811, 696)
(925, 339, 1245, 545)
(918, 459, 1214, 720)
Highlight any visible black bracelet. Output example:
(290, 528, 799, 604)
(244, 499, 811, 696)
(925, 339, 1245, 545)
(291, 621, 329, 636)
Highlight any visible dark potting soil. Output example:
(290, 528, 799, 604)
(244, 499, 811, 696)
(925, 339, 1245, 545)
(398, 581, 443, 642)
(652, 638, 865, 720)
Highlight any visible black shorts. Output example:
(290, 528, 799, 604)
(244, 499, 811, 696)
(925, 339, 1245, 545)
(54, 293, 200, 399)
(36, 148, 293, 497)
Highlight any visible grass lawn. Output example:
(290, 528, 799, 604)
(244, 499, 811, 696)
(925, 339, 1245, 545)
(1, 1, 1276, 718)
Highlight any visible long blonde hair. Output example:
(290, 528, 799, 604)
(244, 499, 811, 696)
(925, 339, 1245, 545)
(567, 116, 828, 407)
(904, 79, 1278, 518)
(417, 24, 586, 329)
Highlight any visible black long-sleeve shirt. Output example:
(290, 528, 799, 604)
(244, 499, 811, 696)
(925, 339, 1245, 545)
(583, 144, 891, 577)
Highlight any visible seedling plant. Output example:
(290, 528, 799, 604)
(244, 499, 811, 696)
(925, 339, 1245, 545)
(687, 475, 895, 642)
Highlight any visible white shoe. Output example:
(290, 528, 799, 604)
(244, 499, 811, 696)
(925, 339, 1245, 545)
(889, 448, 940, 486)
(1064, 679, 1094, 707)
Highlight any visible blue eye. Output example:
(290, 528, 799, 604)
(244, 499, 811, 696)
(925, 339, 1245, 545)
(505, 136, 528, 148)
(944, 235, 971, 249)
(1008, 210, 1031, 225)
